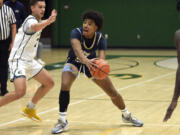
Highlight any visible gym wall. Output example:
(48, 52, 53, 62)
(53, 0, 179, 48)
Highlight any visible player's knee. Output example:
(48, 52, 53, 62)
(62, 65, 73, 73)
(45, 79, 54, 89)
(15, 90, 26, 99)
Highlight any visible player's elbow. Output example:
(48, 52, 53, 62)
(44, 79, 54, 89)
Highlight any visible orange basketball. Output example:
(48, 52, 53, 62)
(90, 59, 110, 80)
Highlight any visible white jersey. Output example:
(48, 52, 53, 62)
(9, 15, 42, 61)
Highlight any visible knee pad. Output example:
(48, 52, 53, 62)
(62, 65, 73, 73)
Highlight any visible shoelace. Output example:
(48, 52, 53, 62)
(129, 115, 140, 123)
(55, 120, 66, 128)
(131, 116, 137, 121)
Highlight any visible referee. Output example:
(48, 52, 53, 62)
(0, 0, 16, 96)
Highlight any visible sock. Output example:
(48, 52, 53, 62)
(59, 90, 70, 112)
(121, 107, 131, 117)
(59, 112, 67, 123)
(27, 101, 36, 109)
(59, 90, 69, 122)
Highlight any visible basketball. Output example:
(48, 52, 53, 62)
(90, 59, 110, 80)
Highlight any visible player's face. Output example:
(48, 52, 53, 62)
(31, 1, 46, 20)
(82, 19, 98, 39)
(0, 0, 3, 7)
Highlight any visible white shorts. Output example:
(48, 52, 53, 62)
(9, 59, 43, 82)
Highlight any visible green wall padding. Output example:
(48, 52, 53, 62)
(53, 0, 179, 48)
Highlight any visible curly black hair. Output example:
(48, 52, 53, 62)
(82, 10, 104, 31)
(176, 0, 180, 11)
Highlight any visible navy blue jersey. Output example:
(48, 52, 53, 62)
(5, 0, 26, 29)
(68, 27, 107, 61)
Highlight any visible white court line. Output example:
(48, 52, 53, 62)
(0, 71, 175, 128)
(72, 121, 180, 128)
(44, 120, 180, 127)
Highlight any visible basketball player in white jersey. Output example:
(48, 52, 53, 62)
(0, 0, 57, 122)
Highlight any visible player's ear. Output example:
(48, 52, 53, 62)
(94, 25, 98, 31)
(30, 5, 34, 12)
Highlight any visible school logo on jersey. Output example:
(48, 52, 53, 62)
(83, 51, 90, 57)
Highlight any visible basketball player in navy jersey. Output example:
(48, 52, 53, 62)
(163, 0, 180, 122)
(52, 10, 143, 134)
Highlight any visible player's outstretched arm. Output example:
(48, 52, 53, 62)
(31, 9, 57, 32)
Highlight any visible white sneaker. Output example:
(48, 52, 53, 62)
(37, 59, 45, 65)
(122, 113, 143, 127)
(52, 119, 68, 134)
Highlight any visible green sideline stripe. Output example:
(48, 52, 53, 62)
(45, 55, 176, 71)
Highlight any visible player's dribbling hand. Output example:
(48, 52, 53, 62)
(84, 59, 97, 71)
(163, 100, 177, 122)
